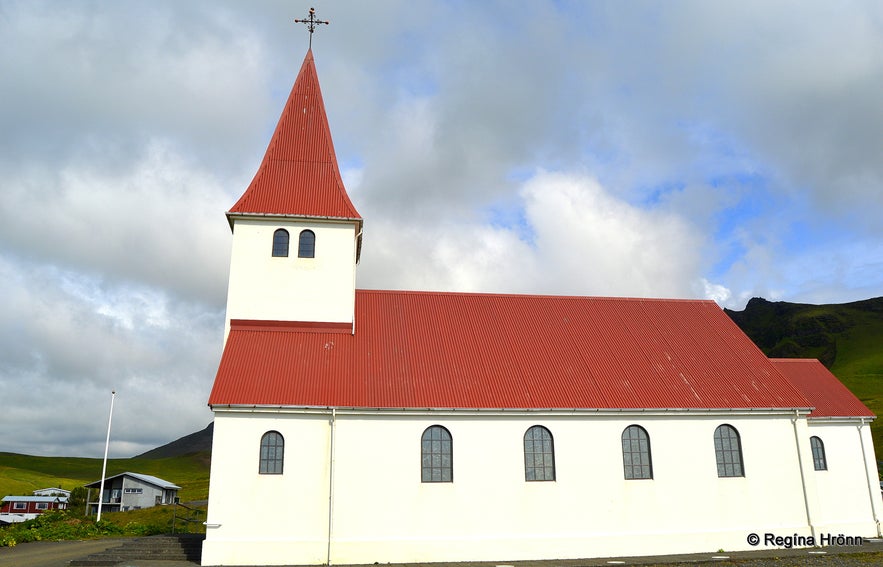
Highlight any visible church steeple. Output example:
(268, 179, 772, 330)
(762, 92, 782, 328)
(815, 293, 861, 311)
(223, 49, 363, 334)
(228, 49, 362, 235)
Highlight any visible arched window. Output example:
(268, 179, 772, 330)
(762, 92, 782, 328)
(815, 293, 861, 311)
(810, 436, 827, 471)
(272, 229, 289, 257)
(298, 230, 316, 258)
(524, 425, 555, 481)
(713, 424, 744, 477)
(622, 425, 653, 479)
(421, 425, 452, 482)
(259, 431, 284, 474)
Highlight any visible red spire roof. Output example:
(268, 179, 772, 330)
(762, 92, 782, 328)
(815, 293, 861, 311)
(228, 49, 361, 222)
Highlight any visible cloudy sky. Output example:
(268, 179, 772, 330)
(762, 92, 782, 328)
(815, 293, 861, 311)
(1, 1, 881, 458)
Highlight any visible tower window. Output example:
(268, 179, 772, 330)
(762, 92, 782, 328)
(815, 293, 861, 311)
(298, 230, 316, 258)
(272, 229, 289, 257)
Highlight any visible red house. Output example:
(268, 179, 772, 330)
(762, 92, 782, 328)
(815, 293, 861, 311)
(0, 495, 68, 524)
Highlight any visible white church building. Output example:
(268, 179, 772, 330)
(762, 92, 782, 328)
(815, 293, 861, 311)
(202, 48, 882, 566)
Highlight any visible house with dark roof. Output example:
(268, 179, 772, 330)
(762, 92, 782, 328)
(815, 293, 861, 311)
(84, 472, 180, 514)
(201, 47, 882, 566)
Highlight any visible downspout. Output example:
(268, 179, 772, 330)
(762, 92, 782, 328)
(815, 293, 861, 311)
(327, 408, 337, 566)
(791, 410, 817, 539)
(857, 419, 882, 536)
(352, 229, 362, 336)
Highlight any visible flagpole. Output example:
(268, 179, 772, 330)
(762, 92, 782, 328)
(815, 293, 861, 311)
(97, 390, 115, 522)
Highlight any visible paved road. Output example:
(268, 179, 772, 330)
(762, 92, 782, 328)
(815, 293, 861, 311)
(0, 538, 134, 567)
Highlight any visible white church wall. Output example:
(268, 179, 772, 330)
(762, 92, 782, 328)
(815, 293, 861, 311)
(202, 412, 332, 566)
(224, 218, 358, 335)
(329, 412, 811, 563)
(202, 408, 875, 566)
(808, 419, 883, 535)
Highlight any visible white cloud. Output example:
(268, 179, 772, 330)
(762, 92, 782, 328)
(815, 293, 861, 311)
(1, 0, 882, 457)
(0, 141, 232, 305)
(700, 279, 732, 306)
(521, 171, 704, 298)
(359, 171, 705, 301)
(0, 256, 219, 456)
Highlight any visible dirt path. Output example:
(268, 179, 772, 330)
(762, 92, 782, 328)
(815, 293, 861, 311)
(0, 538, 133, 567)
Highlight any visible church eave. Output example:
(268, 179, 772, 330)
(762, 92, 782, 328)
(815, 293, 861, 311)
(225, 211, 363, 229)
(208, 404, 814, 417)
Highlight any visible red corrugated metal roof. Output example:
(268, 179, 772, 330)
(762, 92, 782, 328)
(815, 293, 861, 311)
(208, 290, 814, 411)
(772, 358, 874, 418)
(228, 49, 361, 222)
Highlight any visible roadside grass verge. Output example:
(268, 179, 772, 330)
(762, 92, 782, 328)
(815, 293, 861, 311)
(0, 504, 206, 548)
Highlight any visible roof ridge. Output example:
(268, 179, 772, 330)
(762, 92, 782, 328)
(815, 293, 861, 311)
(355, 288, 717, 303)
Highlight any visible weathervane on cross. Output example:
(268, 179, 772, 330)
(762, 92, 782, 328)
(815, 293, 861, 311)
(294, 7, 329, 48)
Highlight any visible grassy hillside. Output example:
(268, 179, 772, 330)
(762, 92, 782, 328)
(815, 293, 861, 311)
(0, 451, 210, 504)
(725, 296, 883, 460)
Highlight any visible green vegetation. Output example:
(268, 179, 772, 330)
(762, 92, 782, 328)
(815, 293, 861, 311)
(0, 451, 210, 506)
(0, 511, 125, 547)
(726, 296, 883, 461)
(0, 504, 206, 547)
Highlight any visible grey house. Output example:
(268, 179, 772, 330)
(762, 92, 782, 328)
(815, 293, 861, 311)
(85, 472, 180, 514)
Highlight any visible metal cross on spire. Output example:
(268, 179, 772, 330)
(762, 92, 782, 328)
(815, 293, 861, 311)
(294, 7, 329, 48)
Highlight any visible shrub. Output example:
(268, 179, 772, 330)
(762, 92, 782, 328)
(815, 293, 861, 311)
(0, 510, 141, 547)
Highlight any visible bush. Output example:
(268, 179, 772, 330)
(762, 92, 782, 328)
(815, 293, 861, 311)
(0, 511, 131, 547)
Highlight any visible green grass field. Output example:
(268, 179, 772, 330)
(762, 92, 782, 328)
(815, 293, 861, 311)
(0, 451, 210, 504)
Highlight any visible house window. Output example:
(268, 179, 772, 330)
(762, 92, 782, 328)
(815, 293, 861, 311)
(259, 431, 284, 474)
(36, 502, 48, 510)
(622, 425, 653, 479)
(810, 436, 827, 471)
(421, 425, 452, 482)
(714, 424, 744, 477)
(13, 502, 26, 510)
(272, 229, 290, 257)
(524, 425, 555, 481)
(124, 488, 143, 494)
(298, 230, 315, 258)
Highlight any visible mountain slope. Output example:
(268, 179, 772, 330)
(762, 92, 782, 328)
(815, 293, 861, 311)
(135, 423, 213, 459)
(725, 296, 883, 459)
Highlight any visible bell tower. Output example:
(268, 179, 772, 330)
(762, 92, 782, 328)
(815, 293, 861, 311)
(223, 49, 362, 336)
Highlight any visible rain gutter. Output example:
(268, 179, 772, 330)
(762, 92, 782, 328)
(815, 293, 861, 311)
(327, 407, 337, 565)
(213, 405, 814, 418)
(791, 409, 817, 539)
